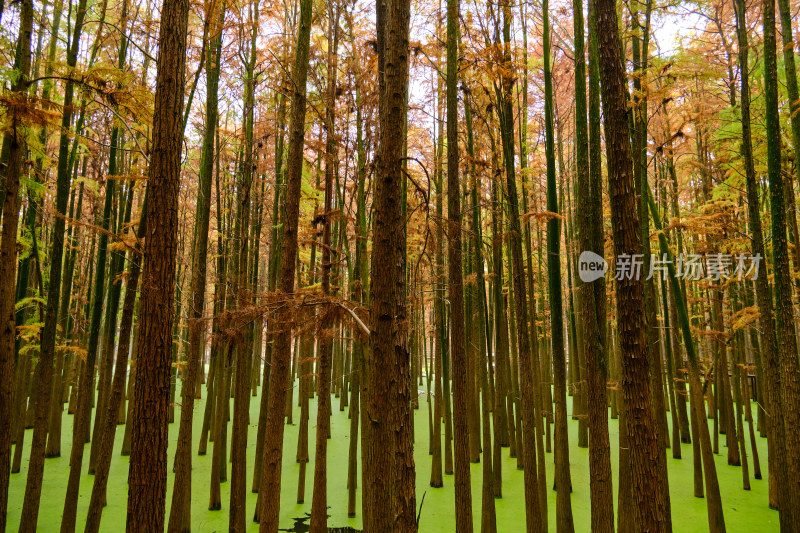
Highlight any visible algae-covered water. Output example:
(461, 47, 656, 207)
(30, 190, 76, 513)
(6, 384, 778, 531)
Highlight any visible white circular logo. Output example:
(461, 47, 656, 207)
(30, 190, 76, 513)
(578, 251, 608, 283)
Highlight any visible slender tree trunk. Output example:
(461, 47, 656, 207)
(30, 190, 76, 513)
(18, 3, 88, 530)
(430, 91, 444, 488)
(257, 0, 312, 527)
(125, 0, 190, 529)
(594, 0, 669, 528)
(347, 85, 368, 518)
(542, 1, 575, 529)
(84, 191, 147, 533)
(168, 1, 224, 530)
(645, 189, 726, 532)
(763, 0, 800, 524)
(444, 0, 474, 529)
(465, 91, 498, 528)
(310, 8, 340, 531)
(252, 74, 287, 499)
(0, 2, 33, 529)
(229, 2, 258, 528)
(40, 0, 68, 459)
(777, 0, 800, 235)
(496, 3, 544, 530)
(581, 0, 614, 529)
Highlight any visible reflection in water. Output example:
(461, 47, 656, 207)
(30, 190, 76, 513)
(278, 512, 361, 532)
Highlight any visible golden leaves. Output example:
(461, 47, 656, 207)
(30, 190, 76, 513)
(522, 210, 566, 224)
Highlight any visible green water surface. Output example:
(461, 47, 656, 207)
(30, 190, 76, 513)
(6, 382, 778, 532)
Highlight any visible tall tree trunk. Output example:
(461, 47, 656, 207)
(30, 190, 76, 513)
(734, 0, 789, 518)
(645, 189, 726, 532)
(125, 0, 190, 529)
(763, 0, 800, 524)
(429, 84, 444, 489)
(257, 0, 312, 527)
(496, 3, 544, 530)
(581, 0, 614, 528)
(18, 2, 88, 530)
(0, 2, 33, 529)
(168, 1, 225, 530)
(594, 0, 669, 529)
(347, 81, 368, 518)
(40, 0, 68, 460)
(84, 191, 147, 533)
(543, 0, 575, 529)
(364, 0, 416, 527)
(777, 0, 800, 243)
(252, 61, 288, 499)
(465, 91, 498, 529)
(310, 7, 340, 531)
(446, 0, 474, 528)
(229, 2, 258, 529)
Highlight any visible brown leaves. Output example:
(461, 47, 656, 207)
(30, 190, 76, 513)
(522, 210, 566, 224)
(0, 93, 62, 135)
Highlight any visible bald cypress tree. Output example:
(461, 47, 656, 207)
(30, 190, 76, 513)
(543, 0, 574, 529)
(0, 1, 33, 529)
(734, 0, 791, 524)
(125, 0, 190, 529)
(168, 1, 226, 530)
(446, 0, 473, 529)
(363, 0, 416, 527)
(309, 6, 340, 531)
(581, 0, 614, 529)
(18, 2, 88, 530)
(257, 0, 313, 527)
(763, 0, 800, 525)
(594, 0, 669, 529)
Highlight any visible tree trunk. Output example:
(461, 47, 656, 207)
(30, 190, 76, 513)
(84, 191, 147, 533)
(581, 0, 614, 528)
(594, 0, 669, 528)
(543, 0, 575, 529)
(496, 3, 544, 530)
(229, 2, 258, 528)
(18, 2, 88, 530)
(256, 0, 312, 527)
(125, 0, 190, 529)
(0, 2, 33, 529)
(363, 0, 416, 527)
(763, 0, 800, 524)
(646, 189, 726, 532)
(444, 0, 474, 530)
(734, 0, 783, 509)
(310, 8, 340, 531)
(168, 0, 224, 529)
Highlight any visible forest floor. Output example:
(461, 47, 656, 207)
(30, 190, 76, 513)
(6, 380, 778, 532)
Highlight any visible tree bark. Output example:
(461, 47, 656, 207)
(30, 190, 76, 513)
(168, 1, 224, 530)
(763, 0, 800, 524)
(495, 3, 544, 529)
(734, 0, 789, 518)
(310, 7, 340, 531)
(543, 0, 575, 529)
(445, 0, 474, 530)
(0, 2, 33, 529)
(125, 0, 190, 529)
(594, 0, 669, 528)
(257, 0, 312, 527)
(18, 2, 88, 530)
(85, 192, 147, 533)
(582, 0, 614, 529)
